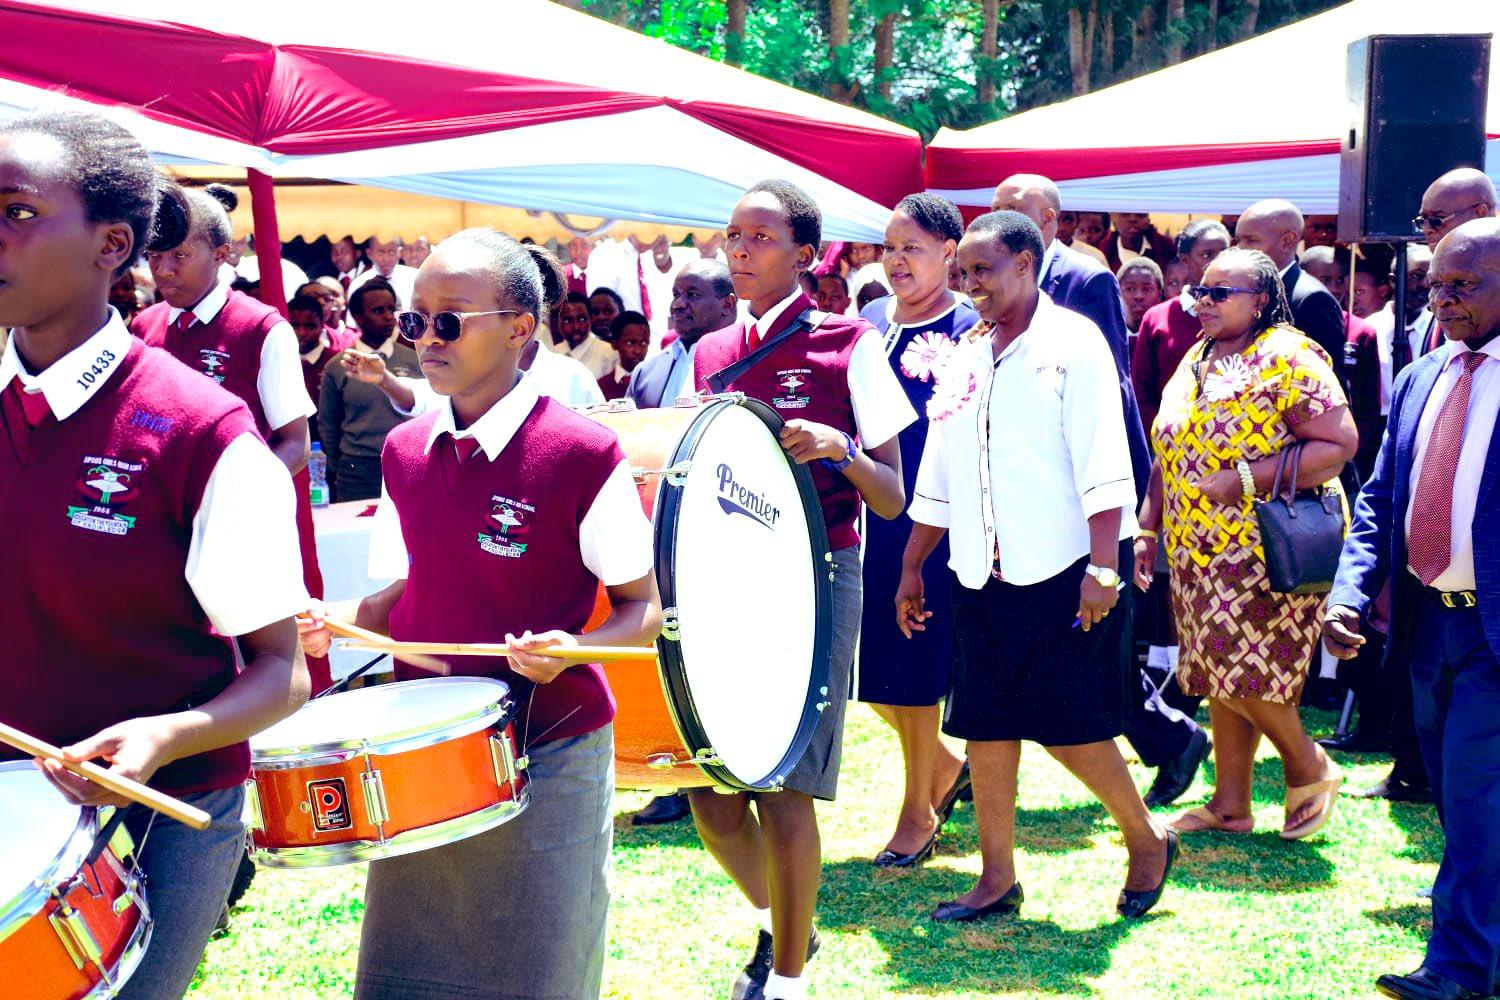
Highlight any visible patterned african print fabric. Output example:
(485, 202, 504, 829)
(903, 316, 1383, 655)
(1153, 326, 1347, 704)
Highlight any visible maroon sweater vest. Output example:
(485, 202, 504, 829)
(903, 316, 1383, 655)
(0, 341, 259, 794)
(381, 397, 625, 747)
(693, 290, 867, 549)
(133, 289, 283, 437)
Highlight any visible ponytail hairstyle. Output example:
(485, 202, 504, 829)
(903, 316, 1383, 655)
(6, 110, 187, 276)
(180, 182, 238, 249)
(441, 228, 566, 320)
(1213, 247, 1292, 333)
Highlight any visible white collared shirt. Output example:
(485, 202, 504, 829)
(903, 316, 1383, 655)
(552, 333, 617, 380)
(0, 312, 307, 635)
(301, 331, 332, 365)
(742, 288, 916, 449)
(367, 375, 652, 585)
(1368, 303, 1435, 414)
(168, 279, 315, 432)
(659, 337, 697, 405)
(348, 264, 419, 310)
(909, 294, 1138, 588)
(1404, 337, 1500, 592)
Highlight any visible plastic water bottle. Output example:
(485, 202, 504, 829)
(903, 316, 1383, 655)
(308, 442, 330, 507)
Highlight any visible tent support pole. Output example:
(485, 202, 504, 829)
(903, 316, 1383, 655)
(247, 169, 289, 317)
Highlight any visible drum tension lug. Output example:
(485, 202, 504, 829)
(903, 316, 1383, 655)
(49, 902, 106, 973)
(646, 748, 722, 770)
(660, 608, 682, 642)
(243, 780, 265, 833)
(361, 767, 390, 831)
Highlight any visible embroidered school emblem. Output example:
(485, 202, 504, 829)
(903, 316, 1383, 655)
(773, 367, 812, 410)
(477, 495, 534, 559)
(68, 455, 144, 537)
(197, 348, 230, 384)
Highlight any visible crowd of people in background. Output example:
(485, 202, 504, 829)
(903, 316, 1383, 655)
(65, 157, 1500, 1000)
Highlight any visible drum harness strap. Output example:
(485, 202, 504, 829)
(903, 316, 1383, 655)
(705, 308, 826, 395)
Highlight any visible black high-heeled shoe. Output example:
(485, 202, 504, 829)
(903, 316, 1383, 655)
(932, 882, 1023, 923)
(873, 828, 939, 868)
(1116, 830, 1178, 920)
(935, 760, 972, 828)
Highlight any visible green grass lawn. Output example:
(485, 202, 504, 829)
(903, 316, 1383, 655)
(190, 706, 1439, 999)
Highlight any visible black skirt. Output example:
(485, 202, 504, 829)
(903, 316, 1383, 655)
(944, 542, 1133, 745)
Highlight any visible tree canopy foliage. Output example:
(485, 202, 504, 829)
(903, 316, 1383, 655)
(564, 0, 1345, 137)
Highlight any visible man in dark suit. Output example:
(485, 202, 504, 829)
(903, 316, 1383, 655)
(1325, 218, 1500, 1000)
(1414, 169, 1498, 353)
(1235, 200, 1348, 376)
(627, 259, 737, 412)
(623, 258, 736, 827)
(993, 174, 1210, 808)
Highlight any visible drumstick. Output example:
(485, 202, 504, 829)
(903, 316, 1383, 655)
(318, 616, 450, 673)
(0, 720, 212, 830)
(338, 639, 659, 663)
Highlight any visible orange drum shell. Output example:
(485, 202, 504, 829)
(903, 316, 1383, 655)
(249, 721, 526, 850)
(0, 847, 144, 1000)
(586, 405, 709, 790)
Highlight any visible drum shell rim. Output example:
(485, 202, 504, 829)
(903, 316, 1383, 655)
(0, 759, 98, 939)
(250, 677, 514, 767)
(652, 395, 835, 791)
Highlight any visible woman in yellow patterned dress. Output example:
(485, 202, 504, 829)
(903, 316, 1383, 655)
(1133, 248, 1359, 841)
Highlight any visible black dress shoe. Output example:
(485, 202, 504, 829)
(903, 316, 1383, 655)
(631, 792, 691, 826)
(932, 882, 1023, 923)
(1144, 731, 1212, 808)
(1350, 775, 1434, 803)
(730, 927, 820, 1000)
(936, 761, 972, 827)
(1318, 730, 1392, 754)
(1376, 966, 1490, 999)
(873, 828, 939, 868)
(1117, 830, 1178, 920)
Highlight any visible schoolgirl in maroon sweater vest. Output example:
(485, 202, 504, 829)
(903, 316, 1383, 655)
(131, 184, 330, 691)
(689, 181, 915, 1000)
(300, 231, 660, 999)
(0, 111, 309, 999)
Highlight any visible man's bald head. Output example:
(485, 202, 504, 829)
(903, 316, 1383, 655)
(1429, 217, 1500, 345)
(991, 173, 1061, 244)
(1418, 168, 1497, 248)
(1235, 199, 1305, 270)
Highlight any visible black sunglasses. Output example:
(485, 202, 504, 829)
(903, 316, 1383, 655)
(1187, 284, 1258, 304)
(396, 309, 519, 344)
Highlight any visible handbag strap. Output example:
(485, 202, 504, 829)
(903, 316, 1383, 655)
(706, 307, 826, 394)
(1285, 441, 1305, 503)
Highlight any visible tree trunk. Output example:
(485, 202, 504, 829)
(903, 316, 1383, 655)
(873, 13, 897, 102)
(1239, 0, 1261, 38)
(1164, 0, 1186, 63)
(827, 0, 854, 103)
(1206, 0, 1220, 51)
(726, 0, 748, 66)
(1133, 0, 1157, 65)
(1101, 10, 1115, 82)
(1067, 0, 1098, 96)
(978, 0, 1001, 104)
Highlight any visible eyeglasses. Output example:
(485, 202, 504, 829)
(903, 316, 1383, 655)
(1411, 204, 1484, 233)
(1187, 284, 1258, 304)
(396, 309, 519, 344)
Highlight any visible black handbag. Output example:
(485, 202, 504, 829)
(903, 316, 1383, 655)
(1252, 442, 1346, 595)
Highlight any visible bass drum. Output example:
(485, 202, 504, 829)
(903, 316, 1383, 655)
(587, 395, 833, 792)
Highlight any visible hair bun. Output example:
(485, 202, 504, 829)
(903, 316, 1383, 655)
(204, 182, 239, 213)
(524, 243, 566, 313)
(147, 178, 190, 252)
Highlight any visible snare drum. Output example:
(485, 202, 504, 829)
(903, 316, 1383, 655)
(587, 395, 833, 791)
(0, 761, 151, 1000)
(245, 677, 528, 868)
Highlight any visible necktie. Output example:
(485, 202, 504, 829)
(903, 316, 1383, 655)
(450, 435, 482, 464)
(1409, 351, 1487, 586)
(3, 379, 51, 427)
(746, 321, 763, 354)
(171, 312, 195, 338)
(340, 273, 352, 292)
(1423, 315, 1444, 356)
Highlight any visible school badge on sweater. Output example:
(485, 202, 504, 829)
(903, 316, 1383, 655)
(69, 455, 143, 536)
(477, 495, 533, 558)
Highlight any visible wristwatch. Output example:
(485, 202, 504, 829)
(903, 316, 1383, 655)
(1085, 564, 1122, 589)
(830, 431, 859, 472)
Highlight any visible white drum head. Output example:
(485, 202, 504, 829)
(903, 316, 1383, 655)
(251, 677, 511, 756)
(665, 401, 827, 787)
(0, 761, 86, 909)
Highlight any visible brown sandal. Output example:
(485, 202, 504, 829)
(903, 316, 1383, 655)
(1281, 765, 1344, 841)
(1169, 805, 1253, 834)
